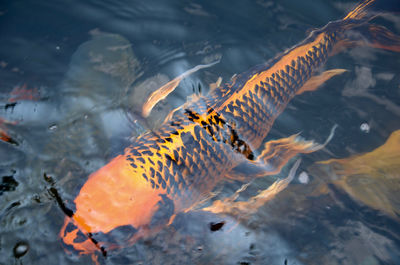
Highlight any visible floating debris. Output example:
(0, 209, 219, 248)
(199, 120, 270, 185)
(298, 171, 309, 184)
(13, 241, 29, 258)
(360, 122, 370, 133)
(0, 174, 19, 195)
(48, 124, 58, 131)
(209, 221, 225, 232)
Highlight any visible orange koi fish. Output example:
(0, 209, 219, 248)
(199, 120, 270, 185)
(59, 0, 400, 260)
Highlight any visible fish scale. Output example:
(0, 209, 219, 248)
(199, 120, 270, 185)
(217, 33, 336, 147)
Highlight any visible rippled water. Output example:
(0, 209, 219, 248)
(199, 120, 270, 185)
(1, 0, 400, 264)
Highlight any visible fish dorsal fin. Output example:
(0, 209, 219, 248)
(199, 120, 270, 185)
(141, 60, 220, 117)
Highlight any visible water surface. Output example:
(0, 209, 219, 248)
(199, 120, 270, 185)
(1, 0, 400, 264)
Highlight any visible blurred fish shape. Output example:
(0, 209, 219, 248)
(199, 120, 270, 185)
(309, 130, 400, 219)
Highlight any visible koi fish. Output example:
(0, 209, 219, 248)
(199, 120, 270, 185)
(60, 0, 400, 260)
(309, 130, 400, 219)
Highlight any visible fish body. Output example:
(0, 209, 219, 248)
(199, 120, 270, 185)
(60, 0, 400, 257)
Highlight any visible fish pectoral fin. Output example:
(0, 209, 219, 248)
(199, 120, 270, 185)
(142, 78, 181, 118)
(257, 125, 337, 174)
(141, 60, 220, 117)
(296, 69, 347, 95)
(227, 125, 337, 181)
(202, 159, 301, 219)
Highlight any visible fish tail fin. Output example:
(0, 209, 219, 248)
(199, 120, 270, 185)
(335, 0, 400, 53)
(343, 0, 376, 21)
(344, 0, 400, 21)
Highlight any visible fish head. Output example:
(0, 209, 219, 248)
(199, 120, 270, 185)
(59, 153, 175, 255)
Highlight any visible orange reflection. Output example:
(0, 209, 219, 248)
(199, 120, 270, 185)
(0, 118, 17, 144)
(8, 83, 40, 103)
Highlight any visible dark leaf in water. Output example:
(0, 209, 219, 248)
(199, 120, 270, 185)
(4, 102, 17, 111)
(0, 175, 18, 195)
(43, 172, 54, 184)
(209, 221, 225, 232)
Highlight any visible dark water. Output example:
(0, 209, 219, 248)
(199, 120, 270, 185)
(1, 0, 400, 264)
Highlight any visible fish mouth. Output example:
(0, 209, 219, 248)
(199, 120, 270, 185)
(60, 217, 140, 257)
(59, 217, 104, 256)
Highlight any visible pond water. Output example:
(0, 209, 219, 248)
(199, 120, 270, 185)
(1, 0, 400, 264)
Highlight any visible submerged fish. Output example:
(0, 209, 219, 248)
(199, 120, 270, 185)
(8, 83, 40, 103)
(59, 0, 400, 260)
(309, 130, 400, 219)
(0, 83, 41, 145)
